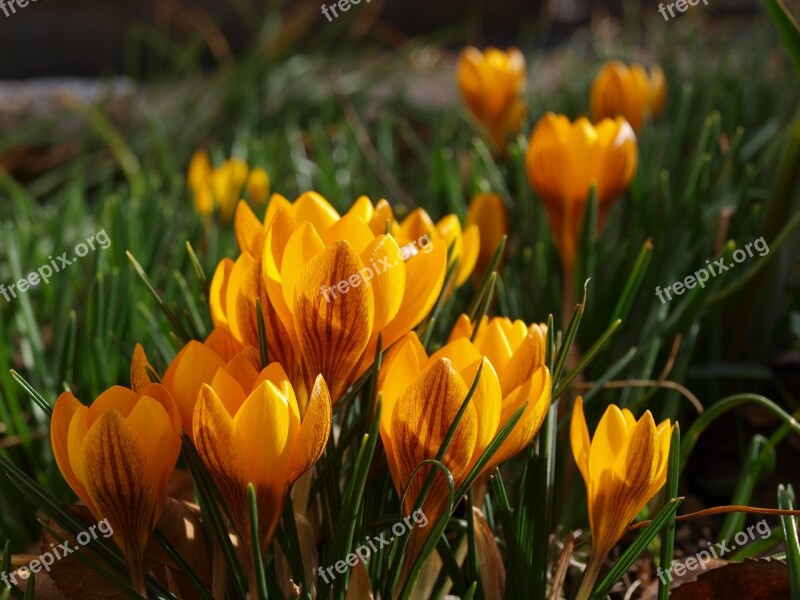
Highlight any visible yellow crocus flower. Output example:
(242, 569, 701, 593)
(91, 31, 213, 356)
(448, 314, 551, 466)
(379, 330, 550, 576)
(211, 158, 250, 223)
(570, 397, 672, 599)
(457, 46, 527, 150)
(525, 113, 638, 271)
(466, 193, 508, 278)
(590, 61, 666, 132)
(50, 383, 182, 593)
(193, 366, 331, 595)
(246, 168, 271, 205)
(214, 192, 448, 405)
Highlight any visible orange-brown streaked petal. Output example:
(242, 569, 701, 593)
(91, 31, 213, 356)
(644, 419, 673, 501)
(224, 253, 255, 341)
(123, 393, 178, 498)
(391, 358, 478, 514)
(193, 384, 251, 531)
(570, 397, 590, 485)
(380, 239, 446, 347)
(616, 411, 658, 492)
(526, 113, 572, 210)
(287, 374, 331, 483)
(293, 241, 374, 402)
(51, 392, 92, 510)
(81, 409, 159, 555)
(233, 256, 265, 349)
(378, 332, 427, 439)
(130, 344, 153, 393)
(235, 200, 265, 257)
(457, 47, 485, 113)
(486, 365, 551, 473)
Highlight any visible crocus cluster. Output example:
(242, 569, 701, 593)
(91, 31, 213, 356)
(45, 46, 674, 599)
(188, 150, 271, 222)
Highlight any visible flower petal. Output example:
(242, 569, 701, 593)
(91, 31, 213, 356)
(391, 358, 478, 515)
(293, 241, 374, 402)
(235, 200, 265, 257)
(162, 341, 226, 432)
(81, 409, 158, 557)
(570, 397, 591, 486)
(380, 239, 447, 347)
(130, 344, 153, 393)
(487, 365, 551, 471)
(287, 374, 332, 483)
(193, 384, 251, 532)
(51, 392, 93, 512)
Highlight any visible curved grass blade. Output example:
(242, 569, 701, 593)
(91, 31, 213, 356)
(681, 394, 800, 470)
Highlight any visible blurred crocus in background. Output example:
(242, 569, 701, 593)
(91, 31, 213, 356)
(50, 383, 182, 594)
(526, 112, 638, 317)
(590, 61, 666, 131)
(187, 150, 270, 222)
(466, 192, 508, 278)
(457, 46, 527, 151)
(570, 397, 672, 600)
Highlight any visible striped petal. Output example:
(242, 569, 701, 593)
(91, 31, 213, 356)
(293, 241, 374, 402)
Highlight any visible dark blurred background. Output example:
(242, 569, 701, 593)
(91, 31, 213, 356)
(0, 0, 762, 78)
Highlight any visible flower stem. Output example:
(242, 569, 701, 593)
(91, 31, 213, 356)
(575, 552, 604, 600)
(127, 553, 147, 597)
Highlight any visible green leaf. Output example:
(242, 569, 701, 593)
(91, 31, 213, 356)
(248, 484, 269, 600)
(658, 424, 681, 600)
(778, 484, 800, 600)
(764, 0, 800, 78)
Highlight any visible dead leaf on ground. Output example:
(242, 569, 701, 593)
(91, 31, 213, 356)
(670, 558, 790, 600)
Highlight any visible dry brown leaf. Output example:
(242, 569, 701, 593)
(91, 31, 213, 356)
(39, 497, 246, 599)
(275, 512, 319, 598)
(345, 561, 374, 600)
(14, 572, 65, 599)
(473, 507, 505, 600)
(670, 558, 790, 600)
